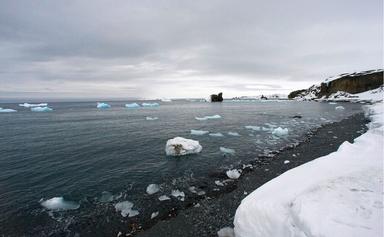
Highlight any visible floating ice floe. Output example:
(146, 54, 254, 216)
(146, 116, 158, 121)
(217, 227, 235, 237)
(125, 103, 140, 108)
(158, 195, 171, 201)
(226, 169, 241, 179)
(97, 102, 111, 109)
(171, 189, 185, 201)
(284, 160, 290, 164)
(215, 180, 225, 186)
(142, 102, 159, 107)
(146, 184, 160, 195)
(188, 186, 206, 196)
(40, 197, 80, 211)
(114, 201, 139, 217)
(151, 211, 159, 219)
(190, 129, 209, 135)
(209, 132, 224, 137)
(195, 114, 221, 121)
(329, 102, 338, 105)
(335, 106, 345, 110)
(0, 108, 17, 112)
(272, 127, 288, 136)
(99, 191, 119, 203)
(228, 132, 240, 136)
(19, 103, 48, 108)
(165, 137, 202, 156)
(245, 125, 261, 131)
(220, 147, 236, 154)
(31, 106, 53, 112)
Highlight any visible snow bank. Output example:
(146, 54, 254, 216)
(191, 129, 209, 135)
(272, 127, 288, 136)
(165, 137, 202, 156)
(220, 147, 236, 154)
(97, 102, 111, 109)
(40, 197, 80, 211)
(142, 102, 159, 107)
(226, 169, 241, 179)
(31, 106, 53, 112)
(114, 201, 139, 217)
(146, 184, 160, 195)
(125, 103, 140, 108)
(234, 102, 384, 237)
(0, 107, 17, 112)
(19, 103, 48, 108)
(195, 115, 221, 121)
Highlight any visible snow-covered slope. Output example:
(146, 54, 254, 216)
(322, 86, 383, 102)
(234, 102, 384, 237)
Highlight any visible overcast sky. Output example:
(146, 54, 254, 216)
(0, 0, 382, 100)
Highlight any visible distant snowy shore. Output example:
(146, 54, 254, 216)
(234, 101, 383, 237)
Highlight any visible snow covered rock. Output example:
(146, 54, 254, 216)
(226, 169, 241, 179)
(40, 197, 80, 211)
(146, 184, 160, 195)
(165, 137, 202, 156)
(272, 127, 288, 136)
(31, 106, 53, 112)
(0, 108, 17, 112)
(125, 103, 140, 108)
(97, 102, 111, 109)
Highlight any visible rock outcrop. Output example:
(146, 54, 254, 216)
(210, 92, 223, 102)
(288, 69, 383, 100)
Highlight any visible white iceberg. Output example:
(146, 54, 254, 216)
(226, 169, 241, 179)
(165, 137, 202, 156)
(19, 103, 48, 108)
(171, 189, 185, 201)
(234, 102, 384, 237)
(272, 127, 288, 136)
(146, 116, 158, 121)
(142, 102, 159, 107)
(31, 106, 53, 112)
(0, 108, 17, 112)
(125, 103, 140, 108)
(220, 147, 236, 154)
(114, 201, 139, 217)
(227, 132, 240, 136)
(158, 195, 171, 201)
(40, 197, 80, 211)
(335, 105, 345, 110)
(195, 115, 221, 121)
(97, 102, 111, 109)
(146, 184, 160, 195)
(190, 129, 209, 135)
(209, 132, 224, 137)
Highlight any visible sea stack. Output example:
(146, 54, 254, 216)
(210, 92, 223, 102)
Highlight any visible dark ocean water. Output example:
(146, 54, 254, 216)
(0, 100, 363, 236)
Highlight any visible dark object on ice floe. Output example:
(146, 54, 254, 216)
(292, 115, 302, 119)
(260, 95, 268, 100)
(210, 92, 223, 102)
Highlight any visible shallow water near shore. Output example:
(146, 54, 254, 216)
(0, 100, 364, 236)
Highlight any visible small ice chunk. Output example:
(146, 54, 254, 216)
(245, 126, 261, 131)
(272, 127, 288, 136)
(165, 137, 202, 156)
(99, 191, 114, 202)
(227, 132, 240, 136)
(284, 160, 290, 164)
(0, 108, 17, 112)
(171, 190, 185, 201)
(329, 102, 337, 105)
(40, 197, 80, 211)
(31, 106, 53, 112)
(19, 103, 48, 108)
(215, 180, 225, 186)
(146, 116, 158, 121)
(220, 147, 235, 154)
(195, 115, 221, 121)
(209, 132, 224, 137)
(125, 103, 140, 108)
(114, 201, 139, 217)
(226, 169, 241, 179)
(151, 211, 159, 219)
(97, 102, 111, 109)
(217, 227, 235, 237)
(161, 98, 172, 102)
(191, 129, 209, 135)
(142, 102, 159, 107)
(335, 106, 345, 110)
(146, 184, 160, 195)
(158, 195, 171, 201)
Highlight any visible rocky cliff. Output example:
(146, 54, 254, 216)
(210, 92, 223, 102)
(288, 69, 383, 100)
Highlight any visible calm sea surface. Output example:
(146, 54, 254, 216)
(0, 100, 364, 236)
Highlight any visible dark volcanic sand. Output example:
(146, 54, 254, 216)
(135, 113, 369, 237)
